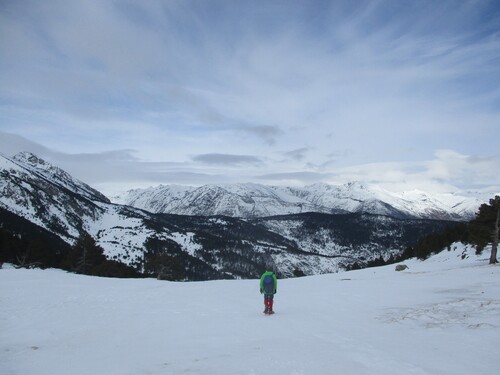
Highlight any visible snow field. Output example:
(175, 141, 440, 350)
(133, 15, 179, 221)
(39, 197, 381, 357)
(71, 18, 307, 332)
(1, 244, 499, 375)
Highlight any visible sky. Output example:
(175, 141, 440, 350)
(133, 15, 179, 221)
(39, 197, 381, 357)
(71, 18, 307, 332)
(1, 0, 500, 197)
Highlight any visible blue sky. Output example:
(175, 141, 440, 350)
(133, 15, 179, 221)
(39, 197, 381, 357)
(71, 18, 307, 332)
(1, 0, 499, 196)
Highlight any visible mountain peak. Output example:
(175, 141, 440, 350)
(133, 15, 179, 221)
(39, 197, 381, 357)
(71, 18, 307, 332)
(7, 152, 110, 204)
(346, 181, 365, 187)
(12, 152, 69, 178)
(13, 151, 47, 167)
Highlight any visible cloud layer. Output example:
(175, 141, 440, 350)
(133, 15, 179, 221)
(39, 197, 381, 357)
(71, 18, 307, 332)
(1, 0, 499, 196)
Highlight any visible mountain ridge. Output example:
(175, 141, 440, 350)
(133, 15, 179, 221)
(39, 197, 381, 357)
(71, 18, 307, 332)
(113, 180, 489, 221)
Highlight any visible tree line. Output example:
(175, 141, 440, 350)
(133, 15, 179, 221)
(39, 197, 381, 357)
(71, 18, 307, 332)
(384, 195, 500, 265)
(0, 229, 197, 281)
(0, 230, 141, 278)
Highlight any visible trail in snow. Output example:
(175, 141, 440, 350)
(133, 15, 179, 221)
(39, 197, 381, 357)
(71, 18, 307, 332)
(1, 244, 499, 375)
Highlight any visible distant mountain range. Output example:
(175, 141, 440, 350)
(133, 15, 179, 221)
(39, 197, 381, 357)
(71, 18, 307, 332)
(0, 152, 493, 280)
(113, 181, 487, 221)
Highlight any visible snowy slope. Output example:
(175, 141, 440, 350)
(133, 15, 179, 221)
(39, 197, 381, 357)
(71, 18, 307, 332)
(115, 183, 320, 218)
(0, 152, 108, 242)
(114, 181, 493, 220)
(112, 184, 197, 213)
(0, 152, 202, 269)
(255, 213, 451, 265)
(1, 243, 499, 375)
(8, 152, 109, 203)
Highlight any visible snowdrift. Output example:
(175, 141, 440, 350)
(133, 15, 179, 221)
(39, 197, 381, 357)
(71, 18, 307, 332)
(1, 243, 499, 375)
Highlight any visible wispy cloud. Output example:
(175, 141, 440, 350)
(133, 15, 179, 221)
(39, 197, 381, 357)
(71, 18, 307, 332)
(239, 125, 283, 145)
(1, 132, 499, 196)
(325, 149, 500, 193)
(191, 153, 263, 166)
(284, 148, 309, 161)
(257, 171, 332, 185)
(1, 1, 499, 195)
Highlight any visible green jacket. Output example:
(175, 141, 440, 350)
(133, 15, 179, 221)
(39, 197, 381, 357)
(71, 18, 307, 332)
(260, 271, 277, 295)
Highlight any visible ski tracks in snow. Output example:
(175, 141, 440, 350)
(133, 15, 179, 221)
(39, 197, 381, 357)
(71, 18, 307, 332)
(380, 297, 500, 329)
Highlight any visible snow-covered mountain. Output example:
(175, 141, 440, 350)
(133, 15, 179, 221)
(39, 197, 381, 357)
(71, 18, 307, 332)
(0, 152, 469, 279)
(0, 151, 109, 242)
(1, 152, 300, 278)
(114, 181, 489, 220)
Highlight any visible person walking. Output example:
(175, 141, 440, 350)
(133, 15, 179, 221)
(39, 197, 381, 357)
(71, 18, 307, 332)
(260, 270, 277, 314)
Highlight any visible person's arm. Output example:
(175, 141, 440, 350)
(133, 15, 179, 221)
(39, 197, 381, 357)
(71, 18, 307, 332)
(273, 274, 277, 294)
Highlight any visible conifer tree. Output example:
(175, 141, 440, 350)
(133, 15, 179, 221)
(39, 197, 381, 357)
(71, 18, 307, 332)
(469, 196, 500, 264)
(491, 208, 499, 264)
(71, 233, 106, 274)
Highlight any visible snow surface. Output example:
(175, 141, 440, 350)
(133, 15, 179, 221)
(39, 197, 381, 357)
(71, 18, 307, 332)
(1, 243, 499, 375)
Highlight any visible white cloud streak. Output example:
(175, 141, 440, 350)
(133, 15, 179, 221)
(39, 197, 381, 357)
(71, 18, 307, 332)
(1, 132, 499, 197)
(1, 0, 499, 195)
(191, 153, 263, 166)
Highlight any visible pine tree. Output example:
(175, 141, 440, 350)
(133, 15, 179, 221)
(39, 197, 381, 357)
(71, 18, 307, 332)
(489, 199, 500, 264)
(144, 253, 184, 281)
(70, 233, 106, 274)
(469, 196, 500, 264)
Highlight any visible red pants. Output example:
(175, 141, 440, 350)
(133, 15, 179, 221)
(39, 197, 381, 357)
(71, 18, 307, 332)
(264, 294, 274, 311)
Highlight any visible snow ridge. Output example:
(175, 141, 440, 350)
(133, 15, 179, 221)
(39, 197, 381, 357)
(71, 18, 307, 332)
(114, 181, 493, 220)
